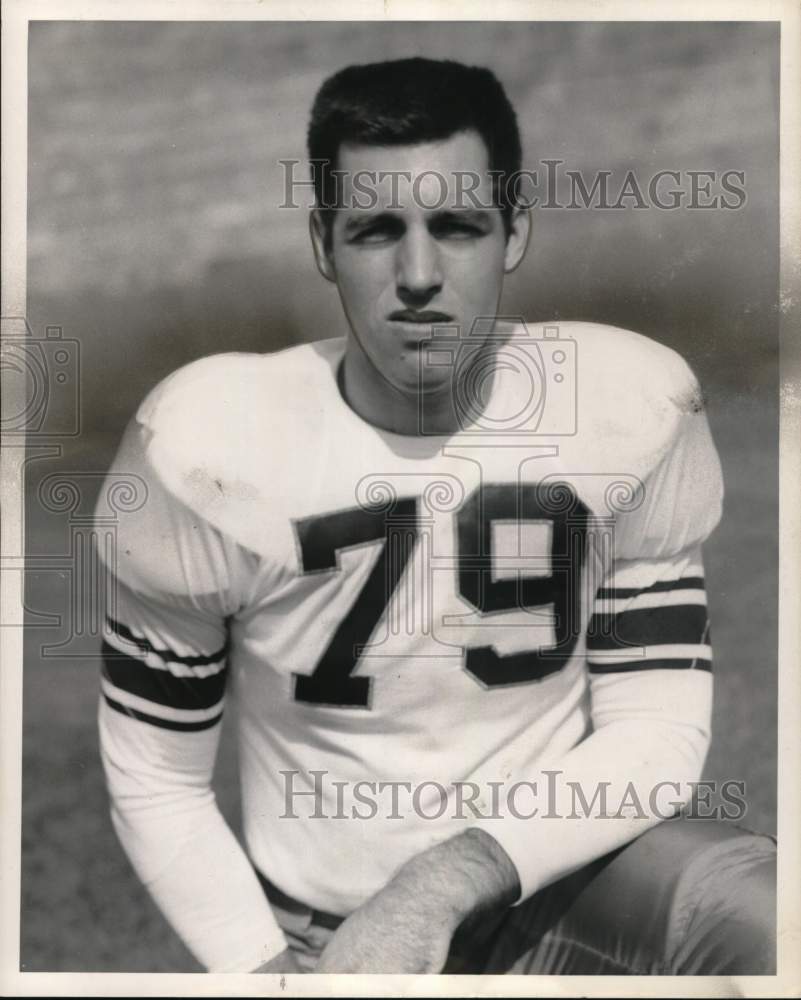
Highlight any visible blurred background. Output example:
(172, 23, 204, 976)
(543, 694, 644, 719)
(22, 21, 778, 970)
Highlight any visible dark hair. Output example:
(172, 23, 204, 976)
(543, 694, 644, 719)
(307, 57, 523, 244)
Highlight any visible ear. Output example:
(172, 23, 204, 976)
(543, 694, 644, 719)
(309, 210, 336, 283)
(503, 206, 531, 274)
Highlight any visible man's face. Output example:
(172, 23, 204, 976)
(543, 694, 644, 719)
(310, 130, 529, 396)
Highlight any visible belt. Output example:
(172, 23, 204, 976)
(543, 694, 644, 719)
(255, 868, 346, 931)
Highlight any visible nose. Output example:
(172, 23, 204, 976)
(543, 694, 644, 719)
(395, 228, 443, 304)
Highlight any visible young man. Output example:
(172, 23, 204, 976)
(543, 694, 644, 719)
(97, 58, 775, 975)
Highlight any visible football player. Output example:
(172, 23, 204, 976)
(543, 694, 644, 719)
(96, 57, 776, 975)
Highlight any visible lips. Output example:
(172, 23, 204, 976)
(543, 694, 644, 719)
(389, 309, 453, 324)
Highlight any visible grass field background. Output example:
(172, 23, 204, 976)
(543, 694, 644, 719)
(20, 21, 778, 971)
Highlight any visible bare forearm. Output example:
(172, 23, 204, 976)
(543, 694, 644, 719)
(314, 829, 519, 973)
(395, 827, 520, 921)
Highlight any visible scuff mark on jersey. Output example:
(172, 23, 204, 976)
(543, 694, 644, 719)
(184, 466, 260, 504)
(670, 381, 706, 416)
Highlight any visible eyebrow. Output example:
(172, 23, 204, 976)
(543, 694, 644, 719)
(343, 212, 399, 235)
(432, 209, 494, 226)
(343, 209, 494, 234)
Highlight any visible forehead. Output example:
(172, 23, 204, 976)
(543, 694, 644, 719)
(335, 130, 495, 213)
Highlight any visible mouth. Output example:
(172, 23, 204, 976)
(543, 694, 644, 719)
(389, 311, 455, 350)
(388, 309, 454, 326)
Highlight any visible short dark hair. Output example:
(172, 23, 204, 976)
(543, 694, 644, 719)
(307, 57, 523, 244)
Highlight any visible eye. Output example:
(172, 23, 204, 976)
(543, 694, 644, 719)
(429, 217, 486, 240)
(347, 218, 404, 245)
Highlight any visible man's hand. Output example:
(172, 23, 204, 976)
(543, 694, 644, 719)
(315, 828, 519, 973)
(253, 946, 304, 973)
(314, 878, 454, 973)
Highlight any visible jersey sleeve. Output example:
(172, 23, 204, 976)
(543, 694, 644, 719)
(586, 383, 723, 678)
(472, 369, 724, 903)
(96, 403, 287, 971)
(99, 426, 232, 732)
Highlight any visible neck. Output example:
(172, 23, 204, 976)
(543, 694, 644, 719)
(339, 339, 501, 437)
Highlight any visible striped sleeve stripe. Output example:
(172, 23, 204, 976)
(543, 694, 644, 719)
(101, 641, 227, 710)
(594, 589, 707, 614)
(101, 675, 224, 727)
(589, 640, 712, 674)
(106, 616, 229, 668)
(595, 576, 705, 599)
(588, 656, 712, 674)
(590, 642, 712, 662)
(103, 630, 227, 678)
(103, 692, 223, 732)
(587, 604, 709, 651)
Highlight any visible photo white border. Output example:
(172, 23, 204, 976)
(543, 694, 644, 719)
(2, 1, 799, 996)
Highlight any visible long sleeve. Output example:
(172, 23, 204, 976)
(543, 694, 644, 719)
(99, 698, 287, 970)
(473, 366, 724, 901)
(96, 405, 287, 971)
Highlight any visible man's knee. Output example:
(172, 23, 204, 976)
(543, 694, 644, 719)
(664, 821, 776, 974)
(544, 817, 776, 975)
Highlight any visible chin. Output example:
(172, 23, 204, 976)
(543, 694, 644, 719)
(408, 374, 454, 398)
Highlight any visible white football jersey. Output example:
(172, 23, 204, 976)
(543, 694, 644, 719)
(98, 321, 722, 916)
